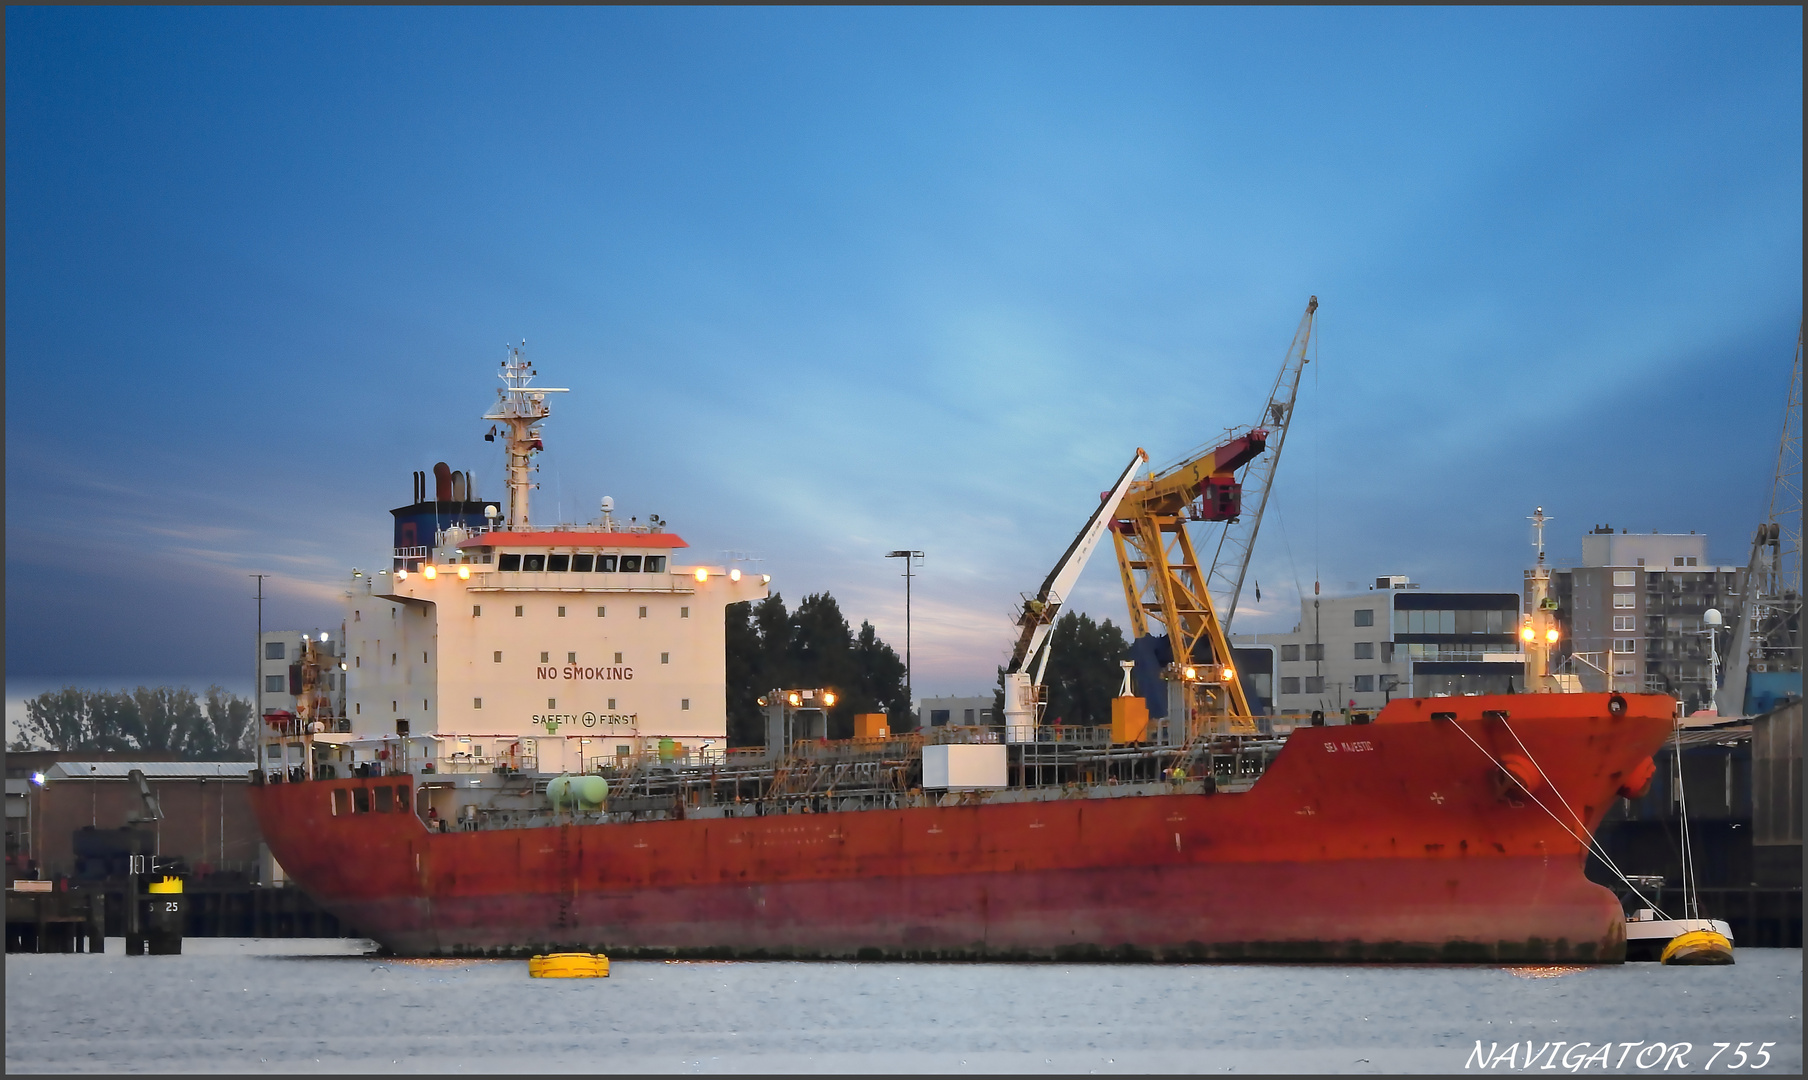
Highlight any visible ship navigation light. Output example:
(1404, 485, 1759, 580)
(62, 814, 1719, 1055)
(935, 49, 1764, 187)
(1544, 628, 1560, 644)
(822, 691, 837, 707)
(787, 692, 802, 707)
(1520, 621, 1535, 642)
(1182, 665, 1199, 681)
(1221, 665, 1236, 682)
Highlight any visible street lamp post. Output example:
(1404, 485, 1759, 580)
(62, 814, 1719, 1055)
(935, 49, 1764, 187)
(885, 550, 923, 726)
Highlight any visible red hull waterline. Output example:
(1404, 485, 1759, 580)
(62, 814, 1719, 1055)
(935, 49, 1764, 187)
(249, 694, 1673, 962)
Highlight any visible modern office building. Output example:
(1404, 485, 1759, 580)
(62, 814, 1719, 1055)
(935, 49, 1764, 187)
(1543, 526, 1743, 708)
(1231, 576, 1524, 717)
(258, 629, 346, 722)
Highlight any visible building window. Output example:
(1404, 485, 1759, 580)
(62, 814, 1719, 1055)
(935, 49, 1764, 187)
(681, 699, 690, 711)
(473, 605, 482, 617)
(597, 606, 606, 617)
(515, 605, 524, 617)
(557, 606, 566, 618)
(1353, 675, 1375, 693)
(1281, 677, 1301, 695)
(548, 554, 571, 573)
(265, 674, 285, 693)
(1281, 644, 1300, 662)
(620, 555, 643, 573)
(1686, 557, 1698, 566)
(1613, 616, 1636, 631)
(474, 698, 482, 709)
(522, 554, 546, 572)
(1613, 638, 1636, 653)
(1304, 644, 1325, 661)
(645, 556, 666, 573)
(597, 555, 618, 572)
(1613, 570, 1636, 587)
(1613, 593, 1636, 609)
(681, 607, 690, 619)
(930, 709, 950, 726)
(498, 553, 522, 571)
(638, 606, 648, 618)
(1303, 676, 1325, 694)
(1673, 556, 1685, 566)
(540, 652, 550, 663)
(265, 641, 285, 660)
(661, 652, 670, 664)
(1354, 609, 1374, 627)
(494, 651, 502, 663)
(1380, 642, 1395, 663)
(1353, 642, 1374, 660)
(572, 554, 595, 572)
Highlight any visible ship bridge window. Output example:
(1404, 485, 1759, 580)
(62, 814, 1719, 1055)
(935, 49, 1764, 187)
(498, 553, 522, 572)
(644, 556, 666, 573)
(596, 555, 618, 572)
(522, 554, 546, 572)
(620, 555, 643, 573)
(572, 554, 595, 573)
(548, 554, 570, 573)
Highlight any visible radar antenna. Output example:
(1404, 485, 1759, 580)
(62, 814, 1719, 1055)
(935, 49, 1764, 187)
(482, 343, 568, 531)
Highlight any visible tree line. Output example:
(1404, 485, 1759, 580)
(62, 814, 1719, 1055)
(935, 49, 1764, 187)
(11, 685, 256, 759)
(725, 592, 912, 747)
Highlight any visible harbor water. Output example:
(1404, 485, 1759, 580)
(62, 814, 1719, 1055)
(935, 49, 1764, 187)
(5, 940, 1800, 1073)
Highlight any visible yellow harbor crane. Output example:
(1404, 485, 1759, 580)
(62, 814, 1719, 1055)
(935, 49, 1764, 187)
(1110, 297, 1318, 740)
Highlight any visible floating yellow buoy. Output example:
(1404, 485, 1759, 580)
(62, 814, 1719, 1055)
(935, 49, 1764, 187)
(528, 952, 610, 978)
(1660, 929, 1734, 966)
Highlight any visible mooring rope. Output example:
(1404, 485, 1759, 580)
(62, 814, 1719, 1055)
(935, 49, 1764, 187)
(1442, 717, 1672, 920)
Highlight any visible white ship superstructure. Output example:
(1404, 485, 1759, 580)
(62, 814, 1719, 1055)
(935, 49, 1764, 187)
(327, 347, 768, 777)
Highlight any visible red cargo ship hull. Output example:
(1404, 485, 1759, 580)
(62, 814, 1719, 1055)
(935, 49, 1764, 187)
(249, 694, 1672, 961)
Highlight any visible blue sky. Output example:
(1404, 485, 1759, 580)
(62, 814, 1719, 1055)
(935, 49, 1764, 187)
(6, 7, 1802, 706)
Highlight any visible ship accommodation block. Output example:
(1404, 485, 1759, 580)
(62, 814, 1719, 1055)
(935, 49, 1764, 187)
(344, 532, 767, 769)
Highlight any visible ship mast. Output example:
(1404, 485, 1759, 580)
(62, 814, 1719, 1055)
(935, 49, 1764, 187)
(1523, 506, 1560, 691)
(482, 343, 568, 531)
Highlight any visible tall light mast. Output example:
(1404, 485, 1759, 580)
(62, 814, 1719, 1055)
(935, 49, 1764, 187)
(1523, 507, 1560, 691)
(482, 343, 568, 531)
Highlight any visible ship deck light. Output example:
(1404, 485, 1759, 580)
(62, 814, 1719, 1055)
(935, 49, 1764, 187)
(694, 568, 709, 582)
(422, 565, 438, 579)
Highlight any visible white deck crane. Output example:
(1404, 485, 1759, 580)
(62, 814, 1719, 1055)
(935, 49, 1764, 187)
(1001, 449, 1150, 743)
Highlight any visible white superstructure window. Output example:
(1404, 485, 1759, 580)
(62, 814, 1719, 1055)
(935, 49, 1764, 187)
(557, 606, 566, 618)
(661, 652, 670, 664)
(681, 699, 690, 711)
(474, 698, 482, 709)
(494, 651, 502, 663)
(597, 606, 606, 617)
(473, 605, 482, 617)
(608, 698, 616, 709)
(567, 652, 577, 663)
(540, 652, 550, 663)
(639, 606, 648, 618)
(515, 605, 524, 617)
(614, 652, 623, 663)
(681, 607, 690, 619)
(548, 698, 557, 709)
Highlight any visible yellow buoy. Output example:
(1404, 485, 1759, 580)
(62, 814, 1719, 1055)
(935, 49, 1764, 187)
(528, 952, 610, 978)
(1660, 929, 1734, 966)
